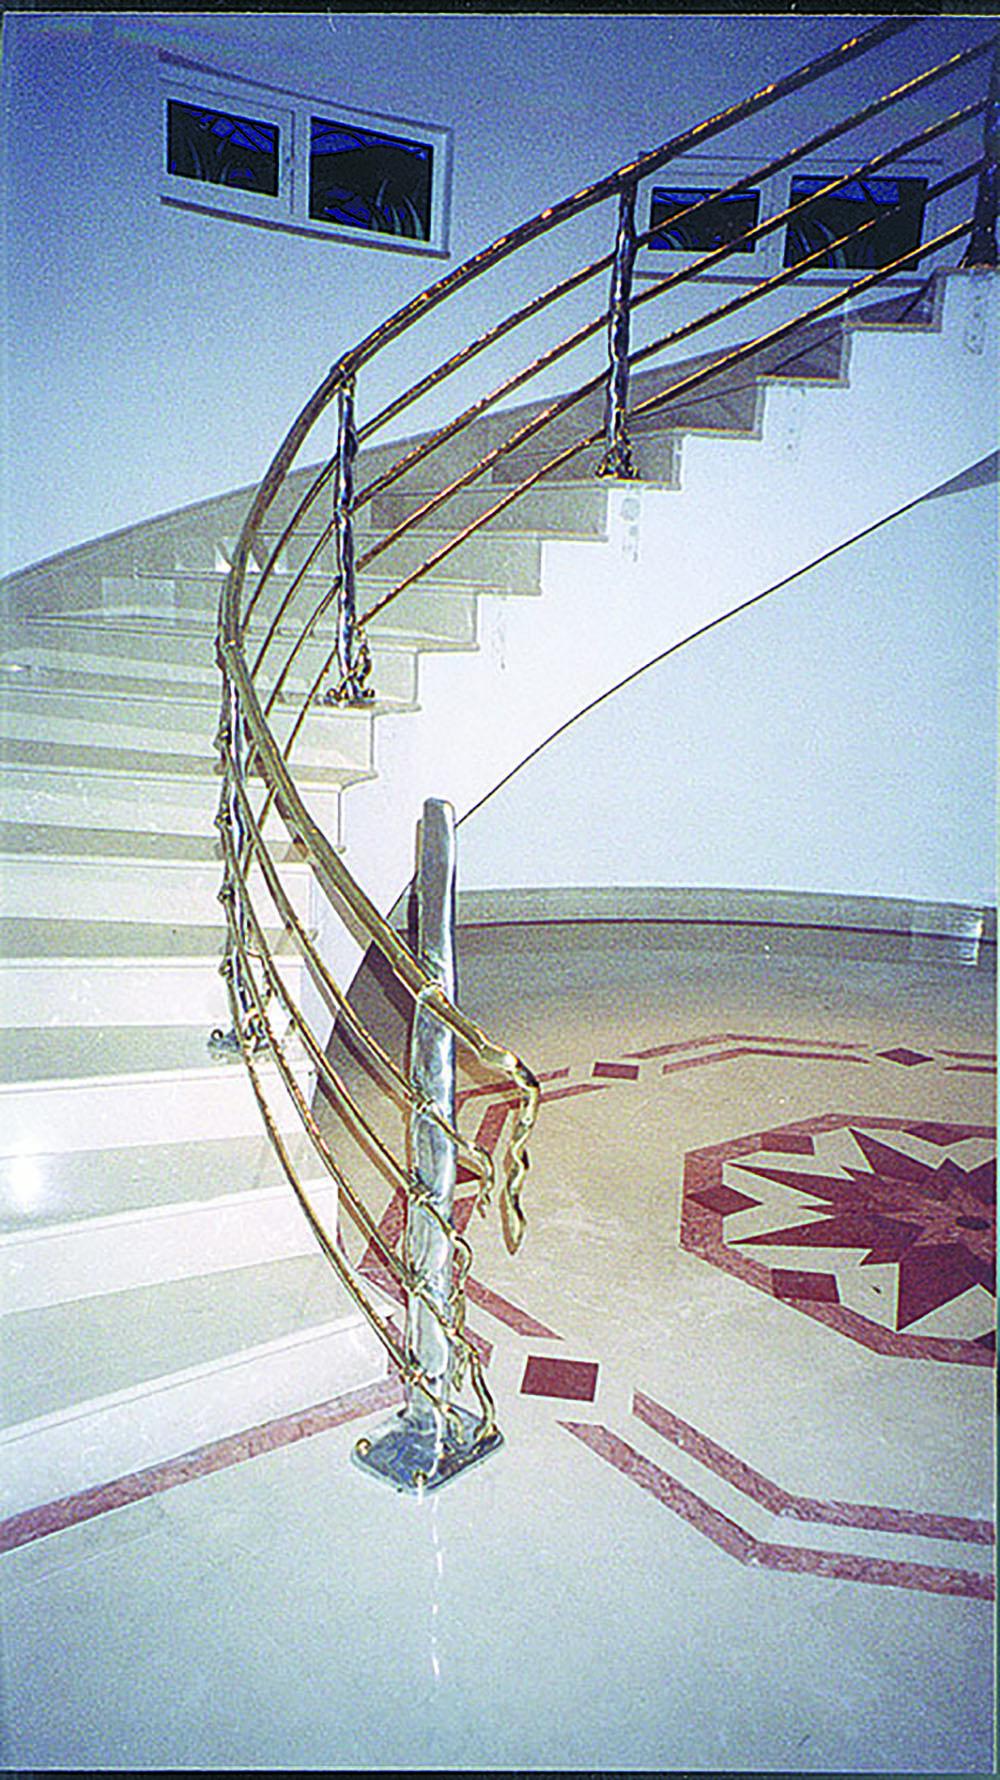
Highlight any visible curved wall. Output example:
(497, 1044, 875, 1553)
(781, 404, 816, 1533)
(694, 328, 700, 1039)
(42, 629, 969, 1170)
(457, 462, 997, 908)
(1, 12, 990, 576)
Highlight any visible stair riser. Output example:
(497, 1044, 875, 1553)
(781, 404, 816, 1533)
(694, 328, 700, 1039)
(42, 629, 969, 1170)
(0, 769, 344, 840)
(0, 701, 374, 772)
(22, 577, 477, 647)
(236, 527, 544, 591)
(1, 1180, 340, 1312)
(100, 571, 486, 630)
(4, 643, 420, 705)
(370, 481, 609, 536)
(0, 955, 306, 1029)
(0, 1061, 311, 1154)
(0, 1310, 387, 1519)
(491, 432, 680, 487)
(0, 858, 312, 925)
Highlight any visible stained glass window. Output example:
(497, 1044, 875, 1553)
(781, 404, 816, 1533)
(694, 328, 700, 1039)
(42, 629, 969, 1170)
(649, 187, 760, 253)
(166, 99, 280, 196)
(309, 117, 433, 239)
(782, 175, 928, 271)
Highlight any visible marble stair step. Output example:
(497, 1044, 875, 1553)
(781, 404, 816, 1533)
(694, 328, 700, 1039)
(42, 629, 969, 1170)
(485, 323, 850, 484)
(105, 569, 533, 634)
(0, 1024, 311, 1152)
(0, 735, 362, 836)
(0, 658, 417, 718)
(1, 1147, 342, 1313)
(0, 636, 422, 708)
(196, 524, 546, 591)
(0, 916, 307, 1027)
(0, 682, 376, 772)
(11, 582, 479, 648)
(368, 479, 610, 536)
(0, 1125, 318, 1235)
(0, 823, 313, 924)
(0, 1250, 386, 1518)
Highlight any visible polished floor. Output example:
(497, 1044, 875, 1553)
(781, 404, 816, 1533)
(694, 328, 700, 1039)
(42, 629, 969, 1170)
(1, 920, 995, 1772)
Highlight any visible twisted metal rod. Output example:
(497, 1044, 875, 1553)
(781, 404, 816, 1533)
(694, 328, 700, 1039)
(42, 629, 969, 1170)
(215, 786, 499, 1436)
(242, 36, 988, 672)
(216, 634, 540, 1236)
(223, 19, 918, 653)
(221, 753, 503, 1203)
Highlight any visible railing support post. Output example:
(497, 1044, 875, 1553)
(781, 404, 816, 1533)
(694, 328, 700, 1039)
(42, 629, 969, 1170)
(962, 45, 1000, 269)
(597, 179, 639, 478)
(353, 798, 503, 1494)
(332, 376, 374, 703)
(209, 670, 268, 1059)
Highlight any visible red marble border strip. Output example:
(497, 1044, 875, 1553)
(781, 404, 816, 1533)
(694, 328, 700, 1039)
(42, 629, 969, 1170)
(538, 1082, 610, 1104)
(943, 1064, 997, 1075)
(0, 1375, 406, 1556)
(625, 1034, 732, 1059)
(725, 1033, 865, 1051)
(464, 1277, 562, 1340)
(561, 1422, 994, 1600)
(593, 1061, 641, 1080)
(662, 1046, 870, 1076)
(632, 1391, 994, 1545)
(457, 1068, 569, 1110)
(941, 1051, 997, 1061)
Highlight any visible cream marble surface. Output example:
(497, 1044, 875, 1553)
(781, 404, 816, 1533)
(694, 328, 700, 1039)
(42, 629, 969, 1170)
(0, 922, 993, 1772)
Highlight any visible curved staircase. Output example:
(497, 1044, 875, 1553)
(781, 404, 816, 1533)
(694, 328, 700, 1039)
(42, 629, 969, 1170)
(1, 17, 996, 1520)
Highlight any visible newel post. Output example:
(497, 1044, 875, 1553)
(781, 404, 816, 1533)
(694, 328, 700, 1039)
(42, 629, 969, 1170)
(352, 799, 503, 1493)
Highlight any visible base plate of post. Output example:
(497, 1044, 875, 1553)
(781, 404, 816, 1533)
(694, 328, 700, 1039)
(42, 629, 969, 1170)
(351, 1404, 503, 1495)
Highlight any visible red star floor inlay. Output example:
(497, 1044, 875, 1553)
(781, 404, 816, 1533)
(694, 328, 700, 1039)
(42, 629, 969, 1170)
(681, 1115, 996, 1365)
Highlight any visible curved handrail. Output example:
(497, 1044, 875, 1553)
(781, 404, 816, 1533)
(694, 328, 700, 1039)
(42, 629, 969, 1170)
(236, 17, 920, 630)
(215, 17, 998, 1445)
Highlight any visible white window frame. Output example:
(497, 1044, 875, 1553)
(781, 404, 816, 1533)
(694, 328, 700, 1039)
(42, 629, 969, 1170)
(158, 56, 453, 258)
(635, 151, 942, 287)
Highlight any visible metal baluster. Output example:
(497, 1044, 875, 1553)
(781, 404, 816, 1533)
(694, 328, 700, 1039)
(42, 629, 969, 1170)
(353, 798, 502, 1493)
(597, 180, 639, 478)
(209, 672, 266, 1059)
(332, 377, 374, 703)
(962, 44, 1000, 268)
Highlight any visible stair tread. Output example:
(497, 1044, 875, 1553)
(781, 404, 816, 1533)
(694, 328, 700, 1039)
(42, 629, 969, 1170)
(0, 1023, 270, 1086)
(0, 915, 300, 961)
(0, 1250, 350, 1430)
(0, 821, 223, 861)
(0, 666, 414, 717)
(0, 820, 310, 867)
(0, 1128, 319, 1233)
(0, 734, 368, 786)
(15, 613, 473, 651)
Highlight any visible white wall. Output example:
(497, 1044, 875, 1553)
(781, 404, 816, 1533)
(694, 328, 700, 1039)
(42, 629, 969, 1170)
(457, 466, 998, 907)
(1, 10, 991, 575)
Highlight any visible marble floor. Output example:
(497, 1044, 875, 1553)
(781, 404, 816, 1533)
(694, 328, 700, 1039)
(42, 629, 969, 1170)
(1, 920, 995, 1772)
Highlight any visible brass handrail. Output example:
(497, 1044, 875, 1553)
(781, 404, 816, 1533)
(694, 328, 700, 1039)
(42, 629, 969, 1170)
(215, 17, 997, 1453)
(241, 37, 996, 714)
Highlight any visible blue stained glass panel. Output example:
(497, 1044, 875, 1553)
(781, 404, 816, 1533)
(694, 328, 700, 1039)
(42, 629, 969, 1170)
(783, 173, 928, 271)
(166, 100, 279, 195)
(309, 116, 433, 239)
(649, 187, 760, 253)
